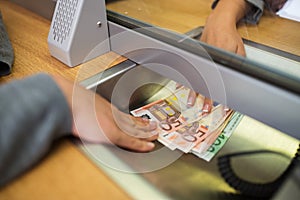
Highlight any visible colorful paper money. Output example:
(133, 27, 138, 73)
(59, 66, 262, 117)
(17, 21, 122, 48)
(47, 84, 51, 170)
(131, 82, 243, 161)
(192, 112, 244, 161)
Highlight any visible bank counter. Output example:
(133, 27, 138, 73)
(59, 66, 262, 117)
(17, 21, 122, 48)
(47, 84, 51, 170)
(0, 0, 300, 200)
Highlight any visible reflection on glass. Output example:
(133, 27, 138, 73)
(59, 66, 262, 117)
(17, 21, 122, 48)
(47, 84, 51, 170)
(106, 0, 210, 33)
(106, 0, 300, 63)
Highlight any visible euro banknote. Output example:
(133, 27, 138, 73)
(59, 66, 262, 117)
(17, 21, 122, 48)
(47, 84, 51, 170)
(192, 112, 244, 161)
(131, 82, 243, 161)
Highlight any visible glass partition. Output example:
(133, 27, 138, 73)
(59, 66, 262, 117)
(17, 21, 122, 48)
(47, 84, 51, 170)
(105, 0, 300, 135)
(101, 2, 300, 198)
(106, 0, 300, 77)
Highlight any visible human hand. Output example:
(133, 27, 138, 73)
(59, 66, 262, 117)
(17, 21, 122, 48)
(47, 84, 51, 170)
(200, 11, 246, 56)
(186, 89, 213, 113)
(176, 83, 213, 113)
(200, 0, 249, 56)
(200, 22, 245, 56)
(52, 75, 158, 152)
(176, 83, 230, 113)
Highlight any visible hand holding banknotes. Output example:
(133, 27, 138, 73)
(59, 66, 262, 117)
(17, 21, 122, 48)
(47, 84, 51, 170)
(53, 75, 159, 152)
(131, 81, 243, 161)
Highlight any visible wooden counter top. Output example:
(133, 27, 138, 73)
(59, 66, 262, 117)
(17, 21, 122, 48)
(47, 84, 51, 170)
(0, 1, 130, 199)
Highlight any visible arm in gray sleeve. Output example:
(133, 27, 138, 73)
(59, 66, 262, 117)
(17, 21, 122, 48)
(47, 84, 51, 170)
(0, 12, 14, 76)
(212, 0, 265, 24)
(0, 73, 73, 187)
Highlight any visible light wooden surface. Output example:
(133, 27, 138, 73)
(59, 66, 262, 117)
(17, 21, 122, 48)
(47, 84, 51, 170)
(107, 0, 300, 56)
(107, 0, 212, 33)
(0, 0, 299, 199)
(0, 1, 131, 199)
(238, 11, 300, 56)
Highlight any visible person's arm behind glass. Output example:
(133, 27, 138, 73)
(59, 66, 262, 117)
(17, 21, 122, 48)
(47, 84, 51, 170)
(200, 0, 287, 56)
(200, 0, 250, 56)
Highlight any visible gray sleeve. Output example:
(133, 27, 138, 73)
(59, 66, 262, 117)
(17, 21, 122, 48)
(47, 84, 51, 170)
(212, 0, 265, 24)
(0, 12, 14, 76)
(244, 0, 264, 24)
(0, 73, 73, 187)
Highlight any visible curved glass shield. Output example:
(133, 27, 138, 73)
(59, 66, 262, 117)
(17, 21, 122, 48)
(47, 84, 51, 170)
(106, 0, 300, 84)
(102, 1, 300, 199)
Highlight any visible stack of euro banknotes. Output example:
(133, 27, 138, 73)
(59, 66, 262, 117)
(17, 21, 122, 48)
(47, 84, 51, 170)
(131, 81, 243, 161)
